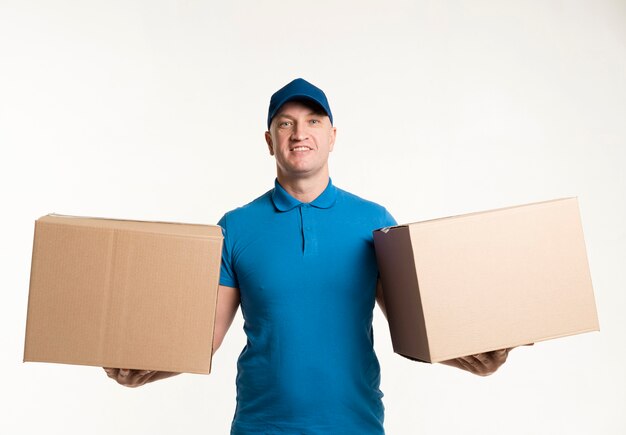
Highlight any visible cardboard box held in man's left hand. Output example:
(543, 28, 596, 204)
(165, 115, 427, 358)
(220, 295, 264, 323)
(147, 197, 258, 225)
(24, 214, 223, 374)
(373, 197, 599, 363)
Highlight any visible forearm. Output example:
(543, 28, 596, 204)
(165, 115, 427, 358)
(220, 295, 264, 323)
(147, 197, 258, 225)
(212, 285, 241, 354)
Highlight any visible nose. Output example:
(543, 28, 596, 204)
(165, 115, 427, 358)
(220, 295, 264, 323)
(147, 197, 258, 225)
(290, 122, 309, 141)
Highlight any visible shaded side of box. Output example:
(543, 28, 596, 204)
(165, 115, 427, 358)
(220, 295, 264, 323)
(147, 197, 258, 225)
(374, 226, 431, 362)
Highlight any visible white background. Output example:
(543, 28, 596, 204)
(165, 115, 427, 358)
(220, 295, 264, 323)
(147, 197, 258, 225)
(1, 1, 625, 434)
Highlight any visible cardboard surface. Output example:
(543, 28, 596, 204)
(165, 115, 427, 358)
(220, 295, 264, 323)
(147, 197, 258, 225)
(374, 198, 599, 363)
(24, 214, 223, 374)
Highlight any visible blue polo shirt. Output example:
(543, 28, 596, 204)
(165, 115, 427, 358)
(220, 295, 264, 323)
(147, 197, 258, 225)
(218, 179, 396, 435)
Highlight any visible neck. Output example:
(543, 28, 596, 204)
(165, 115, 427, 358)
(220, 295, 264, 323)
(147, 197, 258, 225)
(276, 171, 330, 203)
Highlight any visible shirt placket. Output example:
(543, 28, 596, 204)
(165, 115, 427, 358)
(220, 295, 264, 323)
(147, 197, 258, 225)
(299, 204, 318, 257)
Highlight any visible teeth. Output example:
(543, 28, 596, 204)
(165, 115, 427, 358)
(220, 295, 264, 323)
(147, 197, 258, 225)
(292, 147, 310, 151)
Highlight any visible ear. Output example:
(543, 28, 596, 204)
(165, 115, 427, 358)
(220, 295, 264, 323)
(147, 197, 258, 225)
(328, 126, 337, 152)
(265, 131, 275, 156)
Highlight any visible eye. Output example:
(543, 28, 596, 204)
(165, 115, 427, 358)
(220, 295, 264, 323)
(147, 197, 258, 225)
(278, 120, 292, 128)
(309, 119, 321, 125)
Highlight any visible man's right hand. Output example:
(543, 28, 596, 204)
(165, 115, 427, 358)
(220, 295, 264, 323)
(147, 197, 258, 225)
(103, 368, 178, 387)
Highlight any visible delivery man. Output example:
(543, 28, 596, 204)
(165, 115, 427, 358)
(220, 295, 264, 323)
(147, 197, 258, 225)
(105, 78, 512, 434)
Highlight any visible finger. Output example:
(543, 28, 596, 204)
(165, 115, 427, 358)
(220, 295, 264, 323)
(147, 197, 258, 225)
(460, 355, 488, 373)
(116, 371, 140, 387)
(103, 367, 118, 378)
(123, 370, 155, 386)
(466, 353, 503, 376)
(136, 370, 156, 383)
(492, 349, 509, 361)
(463, 355, 490, 376)
(473, 353, 492, 365)
(469, 354, 491, 369)
(476, 350, 507, 369)
(456, 358, 477, 373)
(495, 349, 510, 363)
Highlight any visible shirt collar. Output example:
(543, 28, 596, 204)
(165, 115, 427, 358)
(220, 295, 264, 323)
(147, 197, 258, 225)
(271, 178, 338, 212)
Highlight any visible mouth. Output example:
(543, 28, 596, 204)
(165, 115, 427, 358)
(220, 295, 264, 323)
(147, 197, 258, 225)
(290, 146, 313, 152)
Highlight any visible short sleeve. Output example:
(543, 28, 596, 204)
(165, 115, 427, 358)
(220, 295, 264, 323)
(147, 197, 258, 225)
(382, 207, 397, 228)
(217, 213, 239, 288)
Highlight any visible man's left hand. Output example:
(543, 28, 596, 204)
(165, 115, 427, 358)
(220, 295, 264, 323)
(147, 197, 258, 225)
(441, 348, 512, 376)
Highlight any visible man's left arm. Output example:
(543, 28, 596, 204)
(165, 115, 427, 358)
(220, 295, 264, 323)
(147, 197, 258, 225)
(375, 279, 514, 376)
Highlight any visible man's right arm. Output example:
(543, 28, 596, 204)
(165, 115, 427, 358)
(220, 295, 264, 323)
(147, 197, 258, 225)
(104, 285, 241, 388)
(211, 285, 241, 353)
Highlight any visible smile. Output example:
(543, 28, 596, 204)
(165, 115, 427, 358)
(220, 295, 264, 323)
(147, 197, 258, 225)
(290, 146, 312, 152)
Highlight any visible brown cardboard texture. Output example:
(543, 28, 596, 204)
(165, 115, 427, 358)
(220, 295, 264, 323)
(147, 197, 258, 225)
(373, 198, 599, 363)
(24, 214, 223, 374)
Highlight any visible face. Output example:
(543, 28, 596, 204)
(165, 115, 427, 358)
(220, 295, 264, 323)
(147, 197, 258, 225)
(265, 101, 336, 181)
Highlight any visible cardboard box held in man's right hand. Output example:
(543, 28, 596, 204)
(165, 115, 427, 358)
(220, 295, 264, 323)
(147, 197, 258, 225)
(373, 197, 599, 363)
(24, 214, 223, 374)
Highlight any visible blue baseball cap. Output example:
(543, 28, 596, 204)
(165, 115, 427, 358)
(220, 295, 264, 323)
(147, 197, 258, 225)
(267, 78, 333, 129)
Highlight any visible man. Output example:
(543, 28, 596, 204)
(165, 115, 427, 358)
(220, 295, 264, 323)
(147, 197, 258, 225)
(105, 78, 511, 433)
